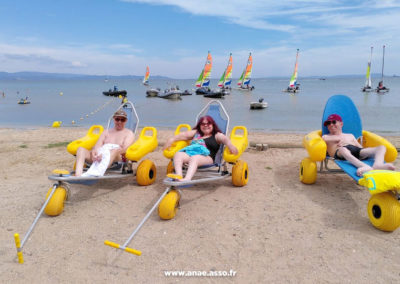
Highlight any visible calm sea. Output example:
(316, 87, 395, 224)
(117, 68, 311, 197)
(0, 76, 399, 135)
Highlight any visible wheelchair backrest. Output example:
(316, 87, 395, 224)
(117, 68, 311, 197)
(107, 101, 139, 135)
(196, 100, 230, 165)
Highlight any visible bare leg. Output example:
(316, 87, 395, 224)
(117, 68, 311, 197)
(75, 147, 91, 176)
(173, 152, 190, 178)
(336, 147, 372, 176)
(360, 145, 395, 171)
(181, 155, 213, 181)
(108, 149, 122, 168)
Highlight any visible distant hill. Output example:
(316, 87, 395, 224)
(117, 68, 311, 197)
(0, 71, 169, 80)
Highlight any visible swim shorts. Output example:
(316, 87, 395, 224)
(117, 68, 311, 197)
(334, 144, 362, 160)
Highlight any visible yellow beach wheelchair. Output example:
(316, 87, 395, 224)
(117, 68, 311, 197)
(103, 100, 249, 256)
(300, 95, 400, 232)
(14, 101, 158, 263)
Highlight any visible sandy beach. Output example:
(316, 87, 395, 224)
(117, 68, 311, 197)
(1, 127, 399, 283)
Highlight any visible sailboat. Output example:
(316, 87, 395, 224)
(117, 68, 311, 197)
(284, 49, 300, 93)
(362, 47, 373, 92)
(218, 53, 233, 89)
(143, 66, 150, 86)
(237, 53, 254, 90)
(375, 45, 389, 93)
(195, 51, 212, 94)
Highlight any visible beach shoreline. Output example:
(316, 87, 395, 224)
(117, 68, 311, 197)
(1, 127, 399, 283)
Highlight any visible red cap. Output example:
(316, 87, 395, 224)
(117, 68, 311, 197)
(324, 114, 342, 126)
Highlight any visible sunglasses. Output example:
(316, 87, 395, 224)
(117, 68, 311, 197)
(200, 122, 211, 126)
(114, 117, 127, 122)
(325, 120, 337, 126)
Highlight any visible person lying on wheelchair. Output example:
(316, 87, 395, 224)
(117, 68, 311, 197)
(163, 115, 238, 181)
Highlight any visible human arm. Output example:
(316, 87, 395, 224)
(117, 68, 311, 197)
(215, 132, 238, 155)
(322, 134, 341, 144)
(91, 130, 108, 161)
(163, 129, 196, 150)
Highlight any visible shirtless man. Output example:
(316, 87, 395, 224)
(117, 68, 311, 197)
(322, 114, 395, 176)
(75, 109, 135, 176)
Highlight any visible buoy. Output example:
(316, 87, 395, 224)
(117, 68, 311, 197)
(52, 121, 62, 128)
(59, 92, 63, 96)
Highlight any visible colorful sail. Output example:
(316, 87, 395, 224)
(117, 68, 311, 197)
(195, 51, 212, 87)
(365, 47, 373, 88)
(237, 53, 252, 87)
(143, 66, 150, 85)
(218, 53, 233, 87)
(289, 49, 299, 88)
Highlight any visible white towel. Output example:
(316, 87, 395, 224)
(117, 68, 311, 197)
(82, 143, 120, 177)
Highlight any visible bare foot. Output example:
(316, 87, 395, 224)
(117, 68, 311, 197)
(373, 163, 395, 171)
(356, 165, 373, 176)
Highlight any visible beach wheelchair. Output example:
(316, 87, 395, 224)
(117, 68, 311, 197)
(300, 94, 400, 231)
(14, 100, 158, 263)
(159, 100, 249, 219)
(103, 100, 248, 256)
(44, 100, 158, 216)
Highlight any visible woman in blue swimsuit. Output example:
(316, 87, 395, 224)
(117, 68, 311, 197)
(163, 115, 238, 181)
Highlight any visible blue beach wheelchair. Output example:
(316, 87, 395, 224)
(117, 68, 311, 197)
(300, 95, 400, 231)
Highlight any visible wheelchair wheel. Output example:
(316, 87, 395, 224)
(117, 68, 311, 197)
(136, 159, 156, 186)
(232, 160, 249, 187)
(166, 160, 174, 175)
(299, 157, 317, 184)
(158, 190, 180, 220)
(44, 186, 68, 216)
(367, 192, 400, 232)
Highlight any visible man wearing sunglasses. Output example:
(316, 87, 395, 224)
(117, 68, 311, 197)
(322, 114, 395, 177)
(75, 109, 135, 176)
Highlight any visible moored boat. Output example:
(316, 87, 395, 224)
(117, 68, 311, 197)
(375, 45, 389, 93)
(250, 98, 268, 109)
(361, 46, 374, 92)
(146, 88, 160, 97)
(195, 51, 212, 93)
(103, 86, 127, 97)
(237, 53, 254, 91)
(158, 86, 182, 100)
(283, 49, 300, 93)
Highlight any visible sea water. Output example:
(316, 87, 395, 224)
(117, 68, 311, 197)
(0, 76, 399, 135)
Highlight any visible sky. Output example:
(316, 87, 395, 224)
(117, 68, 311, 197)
(0, 0, 399, 78)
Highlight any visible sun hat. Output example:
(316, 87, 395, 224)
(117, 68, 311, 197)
(113, 109, 127, 119)
(324, 114, 342, 126)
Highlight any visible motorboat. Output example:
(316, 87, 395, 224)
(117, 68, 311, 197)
(158, 86, 182, 100)
(103, 86, 127, 97)
(181, 90, 192, 96)
(18, 98, 30, 104)
(203, 88, 227, 99)
(146, 88, 161, 97)
(250, 98, 268, 109)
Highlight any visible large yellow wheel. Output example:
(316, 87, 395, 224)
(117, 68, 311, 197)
(232, 160, 249, 187)
(166, 160, 174, 175)
(136, 159, 156, 186)
(158, 190, 180, 220)
(44, 186, 68, 216)
(367, 192, 400, 232)
(299, 157, 317, 184)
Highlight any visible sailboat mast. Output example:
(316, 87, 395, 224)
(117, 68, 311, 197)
(381, 45, 385, 83)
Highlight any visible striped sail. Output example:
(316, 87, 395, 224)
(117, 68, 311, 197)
(195, 51, 212, 87)
(237, 53, 252, 87)
(218, 53, 233, 87)
(289, 49, 299, 88)
(143, 66, 150, 85)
